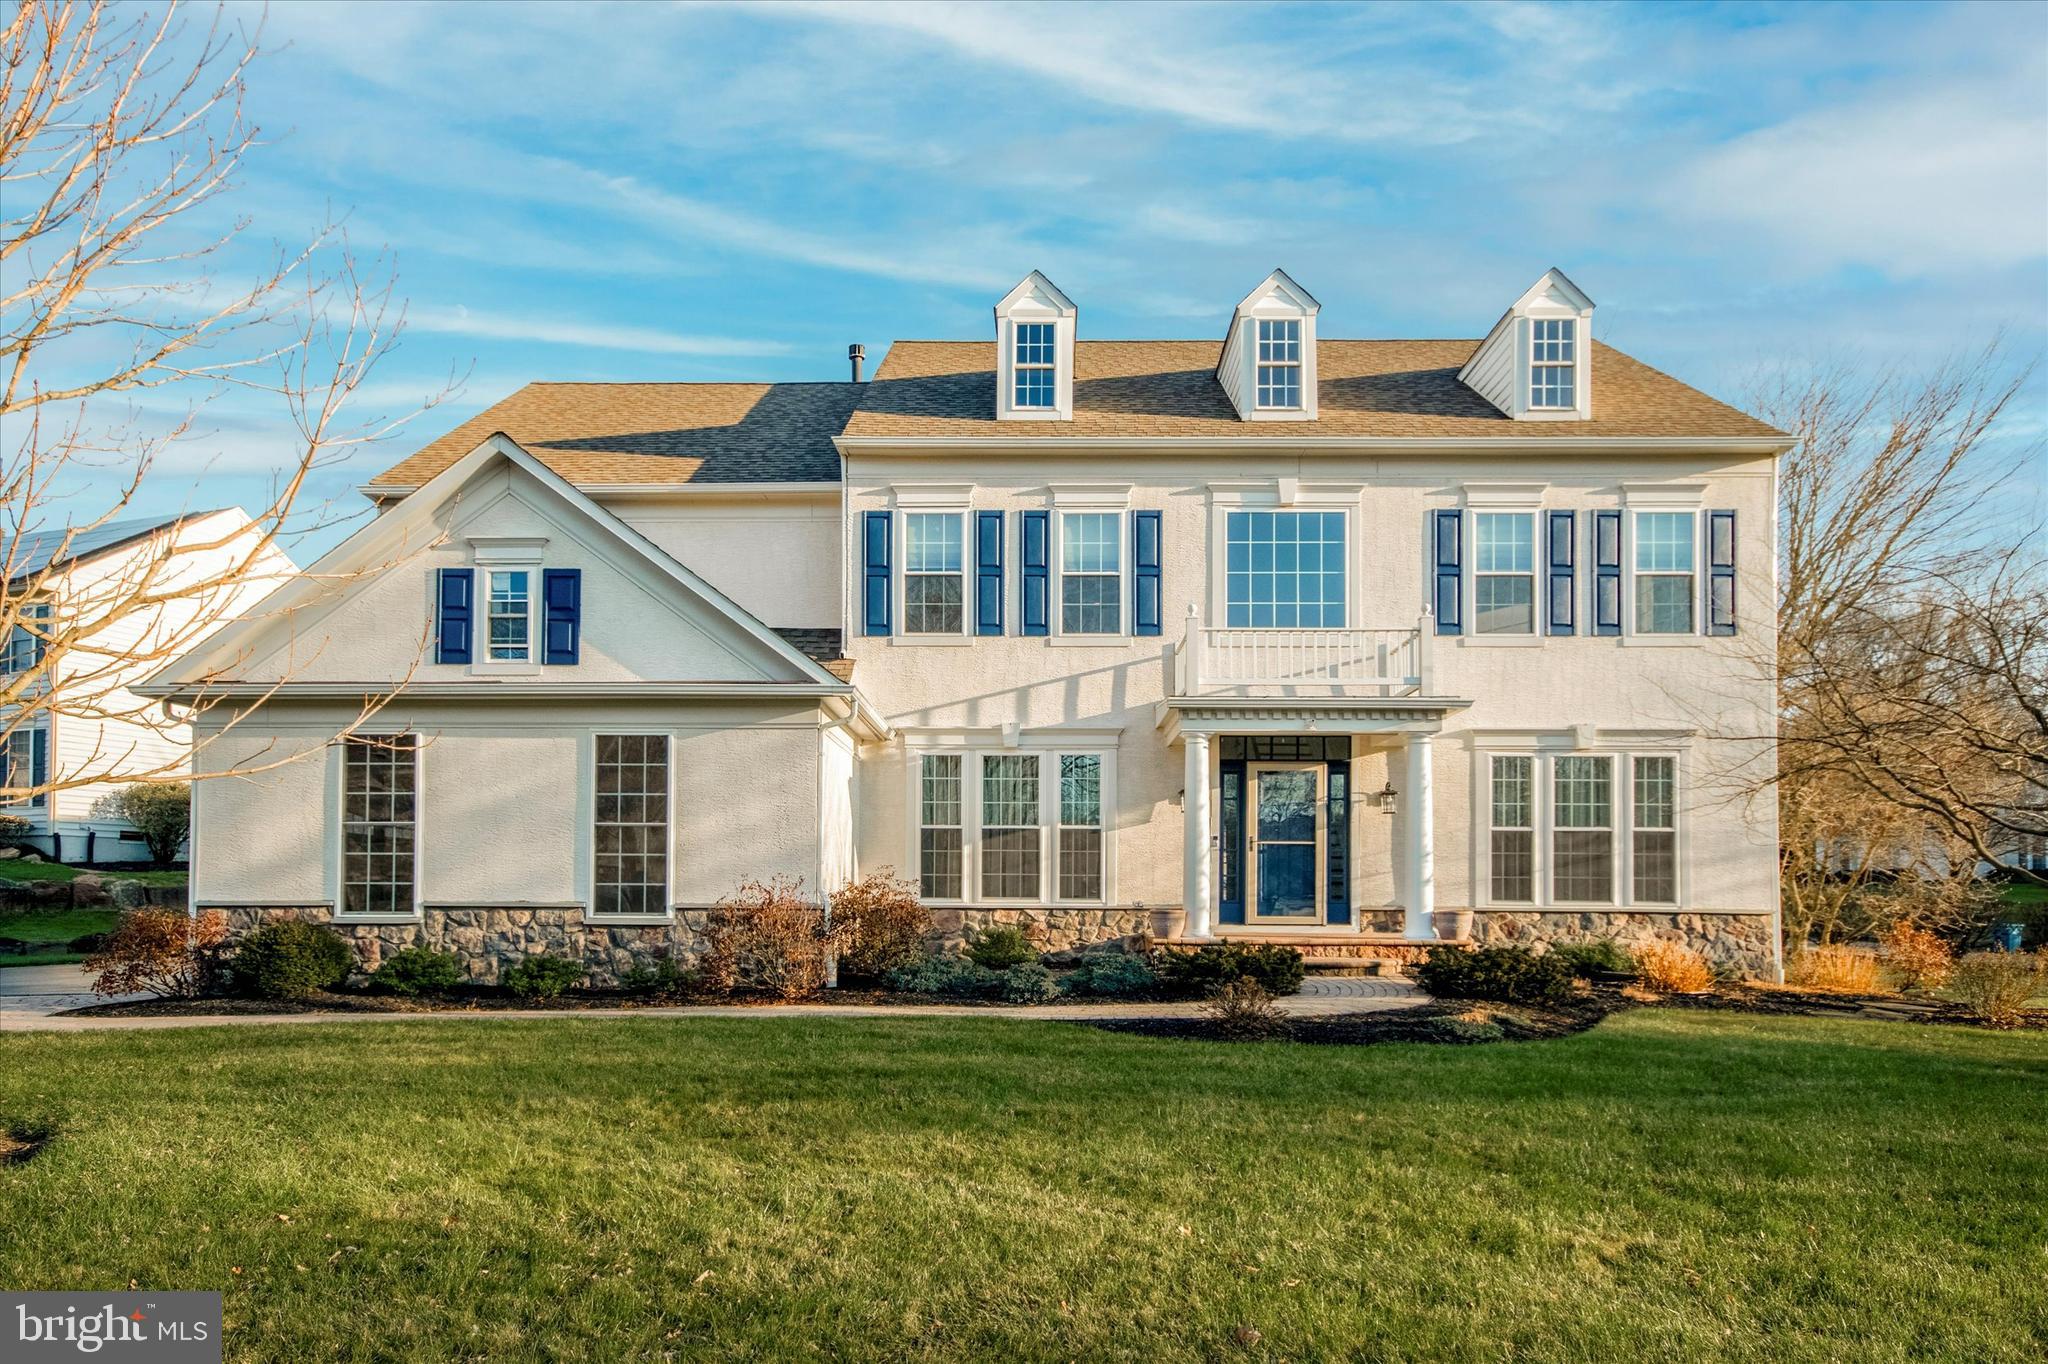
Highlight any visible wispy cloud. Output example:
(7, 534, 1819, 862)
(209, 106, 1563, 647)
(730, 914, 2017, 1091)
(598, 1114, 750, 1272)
(404, 303, 795, 357)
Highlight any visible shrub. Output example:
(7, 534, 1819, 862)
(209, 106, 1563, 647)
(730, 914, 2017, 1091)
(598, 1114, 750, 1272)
(700, 876, 833, 1000)
(1949, 951, 2047, 1027)
(86, 908, 227, 998)
(1203, 978, 1288, 1039)
(1548, 939, 1635, 979)
(965, 924, 1038, 971)
(99, 782, 191, 868)
(1156, 942, 1306, 999)
(501, 954, 586, 1000)
(1786, 944, 1881, 994)
(0, 813, 32, 845)
(620, 956, 699, 999)
(830, 869, 931, 982)
(1635, 941, 1716, 994)
(1879, 922, 1954, 993)
(886, 952, 1002, 999)
(1425, 1015, 1508, 1044)
(66, 932, 108, 954)
(997, 961, 1061, 1004)
(1412, 945, 1573, 1006)
(370, 946, 464, 997)
(231, 920, 354, 999)
(1059, 947, 1160, 999)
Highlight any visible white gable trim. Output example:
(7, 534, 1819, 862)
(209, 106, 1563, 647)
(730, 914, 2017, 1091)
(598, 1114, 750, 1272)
(1218, 268, 1323, 423)
(995, 270, 1078, 423)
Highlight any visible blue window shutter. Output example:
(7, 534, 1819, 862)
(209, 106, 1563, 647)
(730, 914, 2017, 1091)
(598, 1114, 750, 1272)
(1707, 509, 1737, 636)
(1132, 509, 1163, 636)
(542, 568, 581, 664)
(1021, 510, 1050, 636)
(1546, 509, 1577, 635)
(862, 511, 892, 637)
(1432, 509, 1462, 635)
(1326, 760, 1351, 926)
(1592, 510, 1623, 636)
(975, 510, 1004, 636)
(435, 567, 472, 664)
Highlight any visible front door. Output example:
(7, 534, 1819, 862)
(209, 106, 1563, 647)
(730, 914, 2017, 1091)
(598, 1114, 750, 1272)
(1247, 762, 1323, 922)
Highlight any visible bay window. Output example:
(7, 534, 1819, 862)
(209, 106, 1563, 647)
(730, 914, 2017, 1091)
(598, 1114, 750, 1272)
(903, 512, 965, 634)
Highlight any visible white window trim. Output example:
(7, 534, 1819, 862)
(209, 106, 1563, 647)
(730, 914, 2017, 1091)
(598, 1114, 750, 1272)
(902, 735, 1119, 907)
(1460, 486, 1545, 646)
(1206, 487, 1360, 632)
(583, 731, 677, 924)
(1053, 508, 1127, 641)
(1470, 739, 1689, 912)
(1617, 487, 1707, 644)
(915, 752, 967, 903)
(467, 536, 547, 676)
(333, 734, 423, 924)
(995, 311, 1074, 422)
(1011, 321, 1058, 411)
(1254, 318, 1304, 411)
(1527, 316, 1578, 411)
(896, 507, 972, 643)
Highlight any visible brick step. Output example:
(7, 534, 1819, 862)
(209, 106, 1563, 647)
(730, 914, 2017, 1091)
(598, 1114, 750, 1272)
(1299, 956, 1402, 976)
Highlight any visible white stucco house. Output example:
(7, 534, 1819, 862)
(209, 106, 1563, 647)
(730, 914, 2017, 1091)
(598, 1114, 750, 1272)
(143, 269, 1790, 979)
(2, 508, 296, 864)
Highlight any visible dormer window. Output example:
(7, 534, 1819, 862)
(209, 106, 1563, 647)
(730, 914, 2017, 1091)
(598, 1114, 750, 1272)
(1256, 319, 1302, 409)
(995, 272, 1077, 420)
(1530, 319, 1576, 409)
(1014, 323, 1057, 408)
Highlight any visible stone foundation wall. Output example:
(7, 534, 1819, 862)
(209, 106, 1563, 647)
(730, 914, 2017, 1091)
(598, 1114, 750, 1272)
(928, 907, 1152, 954)
(1473, 910, 1776, 977)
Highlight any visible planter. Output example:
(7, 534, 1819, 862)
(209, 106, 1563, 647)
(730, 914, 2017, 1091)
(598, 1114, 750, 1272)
(1149, 907, 1187, 942)
(1431, 908, 1474, 943)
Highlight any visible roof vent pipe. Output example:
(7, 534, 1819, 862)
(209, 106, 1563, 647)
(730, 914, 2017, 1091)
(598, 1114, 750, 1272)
(848, 343, 866, 383)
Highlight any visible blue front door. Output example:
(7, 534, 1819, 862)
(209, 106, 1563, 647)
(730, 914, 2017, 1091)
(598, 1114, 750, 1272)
(1249, 763, 1322, 921)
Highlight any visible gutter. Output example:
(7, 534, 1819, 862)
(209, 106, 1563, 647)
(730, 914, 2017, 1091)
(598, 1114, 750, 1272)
(833, 434, 1796, 457)
(130, 680, 862, 702)
(358, 480, 842, 504)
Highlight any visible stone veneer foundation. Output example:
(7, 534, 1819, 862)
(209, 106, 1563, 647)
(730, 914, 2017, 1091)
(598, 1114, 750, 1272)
(1474, 910, 1776, 977)
(929, 907, 1153, 953)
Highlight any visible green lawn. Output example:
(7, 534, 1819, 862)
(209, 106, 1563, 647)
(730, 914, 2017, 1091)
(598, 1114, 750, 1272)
(0, 859, 187, 885)
(0, 907, 121, 968)
(2, 1012, 2042, 1363)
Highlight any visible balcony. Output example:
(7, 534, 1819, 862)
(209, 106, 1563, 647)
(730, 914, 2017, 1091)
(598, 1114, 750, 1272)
(1169, 607, 1432, 698)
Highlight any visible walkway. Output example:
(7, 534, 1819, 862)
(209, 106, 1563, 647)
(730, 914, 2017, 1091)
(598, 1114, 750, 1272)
(0, 964, 1422, 1034)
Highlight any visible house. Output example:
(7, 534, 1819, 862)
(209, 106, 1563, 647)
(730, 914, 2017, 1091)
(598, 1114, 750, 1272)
(143, 269, 1790, 980)
(2, 508, 297, 864)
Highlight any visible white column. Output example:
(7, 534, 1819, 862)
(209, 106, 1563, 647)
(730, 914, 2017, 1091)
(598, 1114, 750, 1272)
(1183, 731, 1213, 941)
(1404, 732, 1436, 938)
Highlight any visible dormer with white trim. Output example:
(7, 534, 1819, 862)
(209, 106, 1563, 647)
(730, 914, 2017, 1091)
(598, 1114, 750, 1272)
(1459, 268, 1595, 421)
(1216, 269, 1320, 422)
(994, 271, 1077, 421)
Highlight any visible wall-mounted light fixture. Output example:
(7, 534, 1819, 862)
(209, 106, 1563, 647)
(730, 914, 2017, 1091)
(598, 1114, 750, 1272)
(1376, 781, 1399, 816)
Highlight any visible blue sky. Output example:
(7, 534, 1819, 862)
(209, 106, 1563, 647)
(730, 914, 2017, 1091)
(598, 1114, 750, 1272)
(68, 0, 2048, 556)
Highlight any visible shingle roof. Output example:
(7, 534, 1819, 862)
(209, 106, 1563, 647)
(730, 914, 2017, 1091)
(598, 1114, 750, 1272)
(841, 339, 1783, 441)
(368, 382, 862, 489)
(771, 626, 853, 682)
(4, 511, 224, 584)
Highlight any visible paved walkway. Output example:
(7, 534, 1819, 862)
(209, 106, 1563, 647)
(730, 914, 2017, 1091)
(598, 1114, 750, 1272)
(0, 964, 1421, 1034)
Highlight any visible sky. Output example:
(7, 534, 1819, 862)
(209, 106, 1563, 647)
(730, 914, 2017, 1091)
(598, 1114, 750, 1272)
(24, 0, 2048, 559)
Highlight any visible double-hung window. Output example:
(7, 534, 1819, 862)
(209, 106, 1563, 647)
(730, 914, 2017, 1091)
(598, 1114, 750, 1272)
(1632, 756, 1678, 903)
(980, 754, 1041, 899)
(1256, 319, 1302, 408)
(1485, 750, 1680, 907)
(1530, 318, 1575, 408)
(1060, 512, 1120, 634)
(593, 734, 669, 918)
(903, 513, 965, 634)
(1, 726, 47, 809)
(918, 754, 964, 900)
(1014, 323, 1056, 409)
(1633, 512, 1696, 634)
(487, 570, 531, 661)
(1551, 755, 1614, 903)
(1058, 755, 1104, 901)
(1473, 512, 1536, 634)
(341, 736, 417, 917)
(2, 602, 50, 674)
(1224, 510, 1346, 628)
(1489, 756, 1535, 903)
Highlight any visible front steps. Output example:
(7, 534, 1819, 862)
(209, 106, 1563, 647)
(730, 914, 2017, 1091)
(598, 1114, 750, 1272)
(1163, 931, 1463, 975)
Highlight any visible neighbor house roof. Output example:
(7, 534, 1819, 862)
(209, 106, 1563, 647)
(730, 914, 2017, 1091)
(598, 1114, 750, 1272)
(367, 382, 862, 491)
(841, 339, 1783, 441)
(3, 510, 228, 585)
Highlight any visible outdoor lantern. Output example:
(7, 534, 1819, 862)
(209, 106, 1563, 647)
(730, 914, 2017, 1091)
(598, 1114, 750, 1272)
(1377, 781, 1398, 815)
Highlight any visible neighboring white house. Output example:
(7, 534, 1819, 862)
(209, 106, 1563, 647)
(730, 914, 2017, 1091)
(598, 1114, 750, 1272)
(2, 509, 297, 864)
(145, 269, 1792, 979)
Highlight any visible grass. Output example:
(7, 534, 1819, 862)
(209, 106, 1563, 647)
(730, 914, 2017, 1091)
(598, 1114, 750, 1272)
(0, 859, 187, 886)
(0, 907, 120, 968)
(1, 1012, 2043, 1363)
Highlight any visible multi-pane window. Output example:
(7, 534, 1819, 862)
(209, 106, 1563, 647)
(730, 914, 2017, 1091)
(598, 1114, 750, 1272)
(1551, 755, 1614, 903)
(1256, 318, 1302, 408)
(1529, 318, 1575, 408)
(1014, 322, 1056, 408)
(903, 513, 965, 634)
(1, 726, 47, 809)
(1058, 755, 1104, 901)
(1224, 510, 1346, 628)
(341, 736, 417, 916)
(919, 754, 964, 900)
(1634, 512, 1696, 634)
(980, 754, 1041, 899)
(593, 734, 669, 918)
(1489, 756, 1535, 903)
(1632, 756, 1678, 904)
(487, 570, 530, 660)
(2, 602, 50, 674)
(1474, 512, 1536, 635)
(1060, 512, 1120, 634)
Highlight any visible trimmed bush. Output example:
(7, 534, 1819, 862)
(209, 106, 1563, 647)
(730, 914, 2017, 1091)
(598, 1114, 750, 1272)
(1549, 939, 1635, 979)
(1203, 978, 1288, 1039)
(1879, 922, 1954, 993)
(1949, 951, 2047, 1027)
(830, 869, 932, 982)
(501, 955, 586, 1000)
(965, 924, 1038, 971)
(1156, 942, 1305, 999)
(1059, 947, 1160, 999)
(887, 952, 1002, 999)
(85, 908, 229, 998)
(1412, 945, 1573, 1006)
(1635, 941, 1716, 994)
(370, 946, 463, 997)
(232, 920, 354, 1000)
(620, 956, 698, 999)
(997, 961, 1060, 1004)
(99, 782, 191, 867)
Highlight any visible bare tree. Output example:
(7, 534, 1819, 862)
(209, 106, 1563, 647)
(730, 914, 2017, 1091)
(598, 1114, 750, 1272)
(1, 0, 441, 805)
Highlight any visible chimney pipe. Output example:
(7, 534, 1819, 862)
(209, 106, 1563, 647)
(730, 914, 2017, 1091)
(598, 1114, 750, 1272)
(848, 343, 866, 383)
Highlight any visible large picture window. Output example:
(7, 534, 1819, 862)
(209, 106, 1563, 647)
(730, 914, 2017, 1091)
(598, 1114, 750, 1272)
(1489, 755, 1535, 903)
(593, 734, 669, 918)
(904, 513, 965, 634)
(1224, 510, 1346, 629)
(1634, 512, 1696, 634)
(1474, 512, 1535, 635)
(1632, 756, 1678, 904)
(1060, 512, 1120, 634)
(1551, 755, 1614, 903)
(980, 754, 1041, 899)
(919, 754, 963, 900)
(1058, 755, 1104, 901)
(341, 736, 417, 916)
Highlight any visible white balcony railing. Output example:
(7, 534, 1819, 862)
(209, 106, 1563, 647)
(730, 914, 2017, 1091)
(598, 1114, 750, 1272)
(1170, 607, 1432, 697)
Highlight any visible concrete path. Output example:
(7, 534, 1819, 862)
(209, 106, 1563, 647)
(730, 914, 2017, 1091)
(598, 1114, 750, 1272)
(0, 968, 1421, 1035)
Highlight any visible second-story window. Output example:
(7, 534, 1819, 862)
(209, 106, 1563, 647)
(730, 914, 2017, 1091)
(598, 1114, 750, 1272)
(1474, 512, 1536, 635)
(904, 512, 965, 634)
(487, 570, 531, 661)
(1634, 512, 1696, 634)
(1060, 512, 1120, 634)
(1014, 322, 1056, 409)
(1256, 319, 1302, 408)
(2, 601, 50, 674)
(1225, 511, 1346, 629)
(1530, 318, 1576, 408)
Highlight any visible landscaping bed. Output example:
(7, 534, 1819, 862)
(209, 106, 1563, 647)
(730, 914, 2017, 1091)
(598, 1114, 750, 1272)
(1081, 996, 1617, 1045)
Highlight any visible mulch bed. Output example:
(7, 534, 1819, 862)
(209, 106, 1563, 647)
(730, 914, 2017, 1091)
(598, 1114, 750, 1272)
(1078, 997, 1620, 1046)
(1646, 982, 2047, 1030)
(61, 985, 1061, 1018)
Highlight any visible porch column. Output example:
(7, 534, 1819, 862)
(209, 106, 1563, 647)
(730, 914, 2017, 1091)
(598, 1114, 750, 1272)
(1404, 732, 1436, 938)
(1183, 731, 1213, 941)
